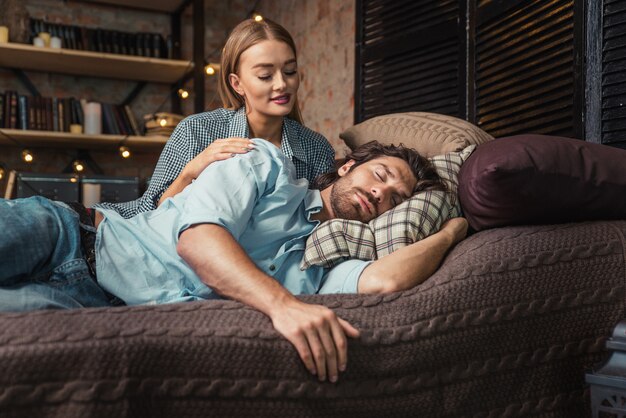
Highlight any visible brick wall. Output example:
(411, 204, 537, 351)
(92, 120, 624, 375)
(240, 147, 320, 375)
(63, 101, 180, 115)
(0, 0, 355, 195)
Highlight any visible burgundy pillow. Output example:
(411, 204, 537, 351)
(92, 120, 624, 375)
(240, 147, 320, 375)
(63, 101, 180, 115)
(458, 134, 626, 231)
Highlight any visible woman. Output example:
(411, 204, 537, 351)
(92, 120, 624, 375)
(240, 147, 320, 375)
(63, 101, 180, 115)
(102, 18, 335, 218)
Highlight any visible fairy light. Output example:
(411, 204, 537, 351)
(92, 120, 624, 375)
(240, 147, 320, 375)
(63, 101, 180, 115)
(119, 146, 131, 159)
(22, 149, 34, 163)
(252, 13, 263, 22)
(205, 65, 216, 76)
(159, 118, 168, 127)
(73, 160, 85, 172)
(178, 88, 189, 99)
(0, 165, 5, 180)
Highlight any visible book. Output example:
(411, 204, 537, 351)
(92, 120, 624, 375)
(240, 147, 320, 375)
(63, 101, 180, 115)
(101, 103, 118, 135)
(0, 93, 4, 128)
(112, 105, 127, 135)
(123, 105, 141, 136)
(9, 91, 18, 129)
(63, 97, 72, 131)
(18, 95, 28, 130)
(45, 97, 53, 131)
(58, 99, 65, 132)
(52, 97, 59, 132)
(27, 96, 35, 130)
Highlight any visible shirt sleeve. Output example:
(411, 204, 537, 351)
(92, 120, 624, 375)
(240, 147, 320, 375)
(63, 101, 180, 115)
(317, 259, 372, 294)
(177, 151, 269, 240)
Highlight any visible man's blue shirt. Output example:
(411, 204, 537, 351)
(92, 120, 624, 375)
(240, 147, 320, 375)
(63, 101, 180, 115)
(95, 139, 367, 305)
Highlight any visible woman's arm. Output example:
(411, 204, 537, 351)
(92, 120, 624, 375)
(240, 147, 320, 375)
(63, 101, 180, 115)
(358, 218, 468, 294)
(157, 137, 256, 206)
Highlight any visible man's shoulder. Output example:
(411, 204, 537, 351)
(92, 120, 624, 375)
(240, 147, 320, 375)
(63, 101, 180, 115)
(246, 139, 287, 165)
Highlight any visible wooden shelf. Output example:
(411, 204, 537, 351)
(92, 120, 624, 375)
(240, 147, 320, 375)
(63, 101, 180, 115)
(80, 0, 187, 13)
(0, 43, 193, 83)
(0, 129, 168, 151)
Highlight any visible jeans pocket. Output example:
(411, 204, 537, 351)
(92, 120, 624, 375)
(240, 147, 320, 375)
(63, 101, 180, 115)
(47, 258, 92, 287)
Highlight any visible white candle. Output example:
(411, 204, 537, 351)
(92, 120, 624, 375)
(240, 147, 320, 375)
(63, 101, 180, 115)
(50, 36, 62, 49)
(83, 102, 102, 135)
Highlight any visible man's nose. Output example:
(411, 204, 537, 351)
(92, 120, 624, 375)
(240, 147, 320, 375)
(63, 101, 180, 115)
(371, 184, 389, 203)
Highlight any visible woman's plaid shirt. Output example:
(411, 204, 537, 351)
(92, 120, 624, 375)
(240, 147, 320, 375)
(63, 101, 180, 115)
(97, 107, 335, 218)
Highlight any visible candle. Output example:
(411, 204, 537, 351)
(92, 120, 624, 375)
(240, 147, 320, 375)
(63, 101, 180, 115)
(0, 26, 8, 43)
(83, 102, 102, 135)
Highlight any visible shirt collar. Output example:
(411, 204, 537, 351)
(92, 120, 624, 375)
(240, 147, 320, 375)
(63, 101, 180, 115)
(230, 107, 308, 164)
(304, 189, 323, 222)
(280, 119, 308, 164)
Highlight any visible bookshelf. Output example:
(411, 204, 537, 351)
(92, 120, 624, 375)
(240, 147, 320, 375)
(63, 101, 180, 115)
(0, 43, 193, 83)
(81, 0, 187, 13)
(0, 129, 168, 151)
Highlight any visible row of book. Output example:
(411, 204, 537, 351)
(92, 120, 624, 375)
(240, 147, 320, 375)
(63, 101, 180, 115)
(1, 91, 143, 136)
(30, 19, 172, 59)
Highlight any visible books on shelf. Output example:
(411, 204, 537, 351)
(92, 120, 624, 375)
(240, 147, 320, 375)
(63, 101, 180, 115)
(0, 90, 144, 136)
(30, 18, 170, 59)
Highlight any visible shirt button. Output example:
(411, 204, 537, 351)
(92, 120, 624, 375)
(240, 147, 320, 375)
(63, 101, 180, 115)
(269, 265, 276, 271)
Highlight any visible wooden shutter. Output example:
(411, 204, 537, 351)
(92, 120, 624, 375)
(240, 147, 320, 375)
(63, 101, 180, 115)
(355, 0, 461, 122)
(475, 0, 576, 138)
(602, 0, 626, 146)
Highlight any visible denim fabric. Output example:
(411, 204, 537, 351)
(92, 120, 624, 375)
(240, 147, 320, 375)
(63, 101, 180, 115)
(0, 197, 112, 311)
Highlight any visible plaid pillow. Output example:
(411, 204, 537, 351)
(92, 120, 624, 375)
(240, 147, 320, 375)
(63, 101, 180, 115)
(300, 145, 475, 269)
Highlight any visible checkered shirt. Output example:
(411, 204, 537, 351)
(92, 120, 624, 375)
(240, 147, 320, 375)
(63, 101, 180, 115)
(97, 107, 335, 218)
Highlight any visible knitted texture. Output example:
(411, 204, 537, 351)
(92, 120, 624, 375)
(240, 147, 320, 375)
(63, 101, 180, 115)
(0, 221, 624, 418)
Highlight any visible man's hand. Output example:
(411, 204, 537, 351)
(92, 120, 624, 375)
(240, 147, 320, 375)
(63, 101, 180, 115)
(269, 298, 360, 383)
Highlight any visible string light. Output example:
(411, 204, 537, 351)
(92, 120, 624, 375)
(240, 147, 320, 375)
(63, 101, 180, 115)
(252, 12, 263, 22)
(73, 160, 85, 172)
(205, 63, 220, 76)
(159, 118, 168, 127)
(0, 165, 5, 181)
(119, 146, 131, 159)
(178, 88, 189, 99)
(22, 149, 34, 163)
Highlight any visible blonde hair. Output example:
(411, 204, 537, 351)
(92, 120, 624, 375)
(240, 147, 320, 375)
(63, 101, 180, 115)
(218, 18, 303, 124)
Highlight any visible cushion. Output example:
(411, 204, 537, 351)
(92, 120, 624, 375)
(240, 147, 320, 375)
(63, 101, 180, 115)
(301, 145, 475, 269)
(339, 112, 493, 158)
(458, 134, 626, 231)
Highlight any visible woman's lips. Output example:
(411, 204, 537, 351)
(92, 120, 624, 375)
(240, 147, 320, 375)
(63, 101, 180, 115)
(271, 94, 291, 105)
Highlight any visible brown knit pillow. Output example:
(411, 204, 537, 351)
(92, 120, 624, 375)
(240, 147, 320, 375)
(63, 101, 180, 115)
(340, 112, 493, 157)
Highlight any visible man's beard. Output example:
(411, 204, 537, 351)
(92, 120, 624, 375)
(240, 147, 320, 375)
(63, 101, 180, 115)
(329, 175, 375, 223)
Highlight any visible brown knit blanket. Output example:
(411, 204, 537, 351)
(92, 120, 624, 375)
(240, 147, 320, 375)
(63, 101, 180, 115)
(1, 220, 624, 418)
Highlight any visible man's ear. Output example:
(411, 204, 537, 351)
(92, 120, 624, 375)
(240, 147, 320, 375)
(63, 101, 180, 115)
(229, 73, 244, 96)
(337, 160, 356, 177)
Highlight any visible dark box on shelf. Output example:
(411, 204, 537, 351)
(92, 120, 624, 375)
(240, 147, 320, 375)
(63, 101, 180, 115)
(81, 175, 139, 206)
(16, 173, 80, 201)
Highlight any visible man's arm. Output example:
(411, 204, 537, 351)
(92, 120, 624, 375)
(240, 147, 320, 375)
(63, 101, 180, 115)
(358, 218, 468, 294)
(177, 223, 360, 383)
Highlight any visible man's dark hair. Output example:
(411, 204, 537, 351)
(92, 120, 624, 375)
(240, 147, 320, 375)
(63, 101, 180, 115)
(312, 140, 447, 193)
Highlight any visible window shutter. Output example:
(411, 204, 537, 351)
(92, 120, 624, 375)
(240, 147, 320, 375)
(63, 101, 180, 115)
(355, 0, 461, 122)
(602, 0, 626, 146)
(475, 0, 576, 137)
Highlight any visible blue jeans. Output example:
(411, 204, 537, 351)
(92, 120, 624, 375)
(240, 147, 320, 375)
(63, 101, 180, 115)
(0, 196, 113, 311)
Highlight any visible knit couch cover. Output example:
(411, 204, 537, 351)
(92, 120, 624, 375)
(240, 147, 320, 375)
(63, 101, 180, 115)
(1, 220, 625, 417)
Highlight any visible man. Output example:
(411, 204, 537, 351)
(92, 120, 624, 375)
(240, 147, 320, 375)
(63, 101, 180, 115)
(0, 139, 467, 383)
